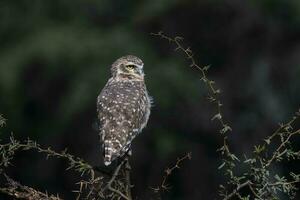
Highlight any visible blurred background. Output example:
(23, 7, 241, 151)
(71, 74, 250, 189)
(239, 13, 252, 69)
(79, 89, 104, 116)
(0, 0, 300, 199)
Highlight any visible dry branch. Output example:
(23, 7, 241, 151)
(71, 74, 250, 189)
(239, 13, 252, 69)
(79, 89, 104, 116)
(0, 174, 62, 200)
(151, 152, 192, 193)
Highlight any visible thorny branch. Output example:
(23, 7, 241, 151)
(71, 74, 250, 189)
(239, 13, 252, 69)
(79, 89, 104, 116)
(263, 115, 300, 168)
(0, 136, 101, 199)
(0, 135, 135, 200)
(0, 136, 94, 177)
(0, 174, 62, 200)
(151, 152, 192, 193)
(221, 111, 300, 200)
(151, 31, 234, 161)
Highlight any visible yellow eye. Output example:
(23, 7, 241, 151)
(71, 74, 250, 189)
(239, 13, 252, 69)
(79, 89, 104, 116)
(126, 65, 135, 70)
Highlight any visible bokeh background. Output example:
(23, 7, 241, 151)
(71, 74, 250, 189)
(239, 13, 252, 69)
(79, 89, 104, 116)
(0, 0, 300, 199)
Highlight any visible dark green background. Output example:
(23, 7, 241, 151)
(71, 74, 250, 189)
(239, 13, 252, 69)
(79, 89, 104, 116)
(0, 0, 300, 199)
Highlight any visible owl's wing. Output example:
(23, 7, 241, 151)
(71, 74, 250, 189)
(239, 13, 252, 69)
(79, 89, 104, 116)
(97, 88, 109, 142)
(137, 92, 151, 131)
(97, 81, 149, 165)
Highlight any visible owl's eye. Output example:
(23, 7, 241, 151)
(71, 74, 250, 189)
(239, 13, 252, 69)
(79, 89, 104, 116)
(126, 65, 136, 70)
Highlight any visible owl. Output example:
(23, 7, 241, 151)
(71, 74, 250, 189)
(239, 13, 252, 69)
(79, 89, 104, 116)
(97, 55, 151, 166)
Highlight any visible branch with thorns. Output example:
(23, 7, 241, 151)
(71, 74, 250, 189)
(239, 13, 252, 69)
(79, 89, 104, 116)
(151, 152, 192, 193)
(151, 31, 230, 128)
(0, 135, 101, 199)
(151, 31, 238, 180)
(221, 111, 300, 200)
(0, 174, 62, 200)
(0, 135, 136, 200)
(0, 135, 94, 177)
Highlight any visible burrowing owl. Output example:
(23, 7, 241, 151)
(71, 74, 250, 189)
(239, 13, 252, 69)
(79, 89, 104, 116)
(97, 55, 151, 166)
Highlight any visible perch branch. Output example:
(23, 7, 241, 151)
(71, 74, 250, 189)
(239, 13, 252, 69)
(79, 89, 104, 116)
(0, 174, 62, 200)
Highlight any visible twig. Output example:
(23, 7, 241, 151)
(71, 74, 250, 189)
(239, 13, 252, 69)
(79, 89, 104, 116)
(223, 181, 252, 200)
(151, 32, 231, 134)
(265, 129, 300, 168)
(151, 31, 234, 164)
(151, 152, 192, 193)
(263, 113, 300, 168)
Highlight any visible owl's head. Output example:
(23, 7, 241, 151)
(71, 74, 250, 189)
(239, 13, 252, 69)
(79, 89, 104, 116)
(111, 55, 144, 80)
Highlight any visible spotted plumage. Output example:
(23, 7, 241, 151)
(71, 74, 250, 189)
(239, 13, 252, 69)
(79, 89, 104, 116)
(97, 55, 151, 166)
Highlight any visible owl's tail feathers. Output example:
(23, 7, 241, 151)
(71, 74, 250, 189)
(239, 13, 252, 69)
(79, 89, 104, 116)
(104, 141, 114, 166)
